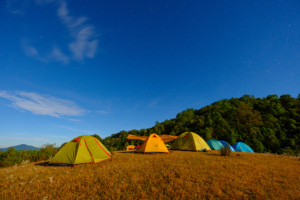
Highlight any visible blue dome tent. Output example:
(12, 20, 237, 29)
(219, 140, 235, 151)
(232, 142, 254, 153)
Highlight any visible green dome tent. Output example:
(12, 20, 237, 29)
(170, 132, 211, 151)
(49, 135, 112, 166)
(207, 139, 224, 150)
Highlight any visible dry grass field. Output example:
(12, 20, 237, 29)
(1, 150, 300, 200)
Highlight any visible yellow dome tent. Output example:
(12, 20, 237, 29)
(170, 132, 211, 151)
(135, 133, 169, 153)
(49, 135, 112, 166)
(126, 145, 135, 150)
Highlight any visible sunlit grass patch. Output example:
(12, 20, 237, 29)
(0, 151, 300, 199)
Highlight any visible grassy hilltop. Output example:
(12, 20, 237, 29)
(1, 151, 300, 199)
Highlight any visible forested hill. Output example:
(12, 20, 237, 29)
(93, 94, 300, 155)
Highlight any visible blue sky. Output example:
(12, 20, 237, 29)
(1, 0, 299, 148)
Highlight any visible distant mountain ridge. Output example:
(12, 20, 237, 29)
(0, 144, 40, 151)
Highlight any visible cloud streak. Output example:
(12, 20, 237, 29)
(46, 135, 67, 138)
(50, 47, 70, 64)
(0, 91, 87, 118)
(11, 0, 98, 64)
(148, 98, 159, 107)
(55, 125, 95, 134)
(96, 110, 109, 115)
(57, 1, 98, 61)
(67, 118, 81, 121)
(0, 136, 48, 141)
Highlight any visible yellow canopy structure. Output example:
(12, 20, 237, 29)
(127, 134, 178, 143)
(160, 134, 179, 143)
(126, 145, 135, 150)
(127, 134, 148, 141)
(170, 132, 211, 151)
(134, 134, 169, 153)
(49, 135, 112, 165)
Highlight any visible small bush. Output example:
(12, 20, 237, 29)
(220, 144, 232, 156)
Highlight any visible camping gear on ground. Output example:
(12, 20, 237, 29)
(49, 135, 112, 166)
(126, 145, 135, 150)
(127, 134, 178, 143)
(201, 148, 208, 152)
(232, 142, 254, 153)
(129, 133, 169, 153)
(207, 139, 224, 150)
(219, 140, 235, 151)
(170, 132, 211, 151)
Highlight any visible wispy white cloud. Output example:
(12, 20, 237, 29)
(16, 133, 30, 136)
(50, 47, 69, 64)
(69, 27, 98, 60)
(0, 136, 48, 141)
(96, 110, 109, 114)
(0, 91, 87, 118)
(21, 38, 66, 63)
(6, 0, 28, 15)
(21, 42, 38, 57)
(34, 0, 54, 4)
(9, 0, 99, 64)
(67, 118, 81, 121)
(57, 1, 98, 60)
(46, 135, 67, 138)
(55, 125, 95, 134)
(148, 98, 159, 107)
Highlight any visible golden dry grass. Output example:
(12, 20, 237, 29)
(1, 151, 300, 200)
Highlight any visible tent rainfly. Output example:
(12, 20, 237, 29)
(219, 140, 235, 151)
(49, 135, 112, 166)
(207, 139, 224, 150)
(170, 132, 211, 151)
(127, 134, 178, 143)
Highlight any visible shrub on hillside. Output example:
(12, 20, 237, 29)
(0, 144, 59, 168)
(220, 144, 232, 156)
(278, 147, 299, 156)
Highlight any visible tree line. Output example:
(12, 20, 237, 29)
(81, 94, 300, 155)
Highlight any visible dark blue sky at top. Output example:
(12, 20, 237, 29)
(0, 0, 299, 147)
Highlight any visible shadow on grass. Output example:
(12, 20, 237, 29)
(205, 153, 245, 157)
(34, 161, 49, 166)
(117, 151, 136, 154)
(205, 153, 223, 157)
(34, 161, 72, 167)
(118, 151, 171, 155)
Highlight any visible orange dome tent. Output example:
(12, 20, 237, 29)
(130, 133, 169, 153)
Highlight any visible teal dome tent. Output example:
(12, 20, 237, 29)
(207, 139, 224, 150)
